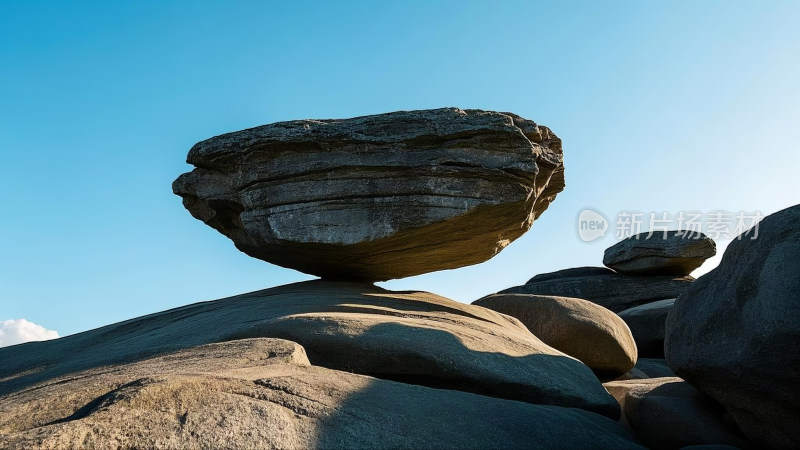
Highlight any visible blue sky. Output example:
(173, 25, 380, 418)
(1, 1, 798, 340)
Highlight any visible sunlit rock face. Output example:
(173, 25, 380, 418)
(173, 108, 564, 281)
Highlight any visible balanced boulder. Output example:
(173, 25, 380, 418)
(0, 339, 644, 449)
(0, 280, 618, 418)
(618, 298, 675, 358)
(473, 293, 637, 378)
(500, 267, 693, 312)
(172, 108, 565, 281)
(665, 204, 800, 449)
(603, 231, 716, 276)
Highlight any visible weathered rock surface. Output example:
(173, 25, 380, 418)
(473, 293, 637, 378)
(618, 299, 675, 358)
(603, 231, 716, 276)
(0, 280, 618, 418)
(500, 267, 693, 312)
(0, 339, 644, 449)
(172, 108, 565, 281)
(614, 359, 677, 381)
(603, 377, 747, 449)
(615, 368, 650, 381)
(666, 204, 800, 449)
(633, 358, 676, 379)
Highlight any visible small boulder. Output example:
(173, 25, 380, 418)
(603, 231, 716, 276)
(618, 299, 675, 358)
(500, 267, 693, 312)
(473, 293, 637, 378)
(603, 377, 748, 449)
(665, 204, 800, 449)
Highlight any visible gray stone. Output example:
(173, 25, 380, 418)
(528, 266, 615, 282)
(473, 293, 637, 378)
(0, 280, 618, 418)
(172, 108, 565, 281)
(499, 266, 693, 312)
(618, 299, 675, 358)
(615, 368, 651, 380)
(614, 359, 676, 381)
(603, 231, 716, 276)
(0, 339, 645, 449)
(634, 358, 676, 378)
(665, 204, 800, 449)
(603, 377, 748, 449)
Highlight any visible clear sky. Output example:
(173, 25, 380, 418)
(1, 1, 798, 341)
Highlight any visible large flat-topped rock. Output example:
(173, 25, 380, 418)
(603, 231, 716, 276)
(500, 267, 693, 312)
(173, 108, 564, 281)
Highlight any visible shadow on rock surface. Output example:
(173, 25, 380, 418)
(0, 280, 618, 418)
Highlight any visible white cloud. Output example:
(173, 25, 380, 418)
(0, 319, 59, 348)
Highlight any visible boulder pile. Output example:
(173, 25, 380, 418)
(1, 109, 643, 448)
(494, 231, 716, 357)
(2, 107, 797, 449)
(479, 207, 800, 448)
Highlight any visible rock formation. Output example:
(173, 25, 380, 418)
(0, 339, 644, 449)
(1, 108, 602, 448)
(473, 293, 637, 378)
(480, 226, 782, 448)
(603, 377, 747, 449)
(0, 281, 619, 418)
(618, 299, 675, 358)
(498, 266, 693, 312)
(603, 231, 716, 276)
(10, 105, 796, 448)
(492, 232, 713, 357)
(173, 108, 564, 281)
(665, 204, 800, 448)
